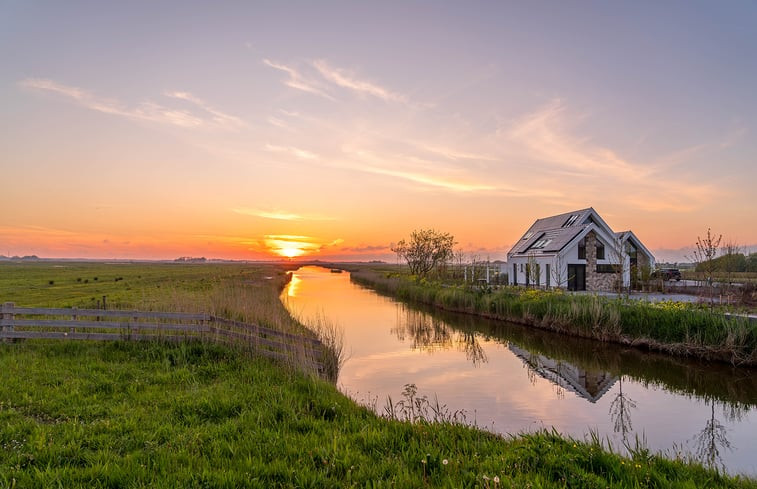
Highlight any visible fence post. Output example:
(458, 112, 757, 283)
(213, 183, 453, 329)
(2, 302, 15, 341)
(70, 306, 77, 335)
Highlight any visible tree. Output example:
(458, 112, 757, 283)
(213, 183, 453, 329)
(391, 229, 456, 278)
(527, 252, 540, 288)
(689, 228, 722, 306)
(610, 234, 629, 296)
(550, 254, 570, 289)
(721, 240, 741, 304)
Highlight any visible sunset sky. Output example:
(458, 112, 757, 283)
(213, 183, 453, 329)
(2, 2, 756, 262)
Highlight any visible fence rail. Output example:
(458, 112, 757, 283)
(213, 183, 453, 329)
(1, 302, 324, 372)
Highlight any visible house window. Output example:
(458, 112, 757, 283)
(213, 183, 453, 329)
(546, 264, 551, 288)
(578, 242, 586, 259)
(596, 244, 605, 260)
(597, 264, 620, 273)
(522, 231, 534, 241)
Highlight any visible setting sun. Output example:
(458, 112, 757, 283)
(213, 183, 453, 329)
(2, 3, 756, 264)
(263, 235, 322, 259)
(279, 247, 305, 258)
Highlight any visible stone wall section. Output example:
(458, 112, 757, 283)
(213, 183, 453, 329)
(585, 231, 616, 291)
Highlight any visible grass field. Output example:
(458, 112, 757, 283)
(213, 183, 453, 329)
(3, 340, 757, 488)
(0, 261, 306, 334)
(1, 261, 756, 487)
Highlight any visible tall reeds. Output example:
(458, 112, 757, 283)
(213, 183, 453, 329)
(350, 269, 757, 366)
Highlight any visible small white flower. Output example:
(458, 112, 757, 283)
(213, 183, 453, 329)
(494, 476, 500, 483)
(442, 459, 448, 465)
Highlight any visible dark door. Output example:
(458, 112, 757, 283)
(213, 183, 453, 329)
(567, 264, 586, 291)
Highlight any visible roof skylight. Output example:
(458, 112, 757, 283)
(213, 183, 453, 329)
(530, 238, 552, 249)
(562, 215, 579, 227)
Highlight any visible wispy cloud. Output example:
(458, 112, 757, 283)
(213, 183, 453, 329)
(264, 143, 319, 160)
(416, 143, 499, 162)
(338, 148, 561, 197)
(20, 78, 244, 130)
(504, 99, 720, 212)
(312, 59, 406, 103)
(262, 59, 334, 100)
(357, 164, 495, 192)
(164, 91, 246, 129)
(340, 243, 390, 253)
(267, 117, 290, 129)
(506, 99, 639, 179)
(338, 149, 495, 192)
(232, 208, 336, 221)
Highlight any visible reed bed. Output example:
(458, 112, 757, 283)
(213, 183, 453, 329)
(350, 269, 757, 366)
(0, 261, 343, 379)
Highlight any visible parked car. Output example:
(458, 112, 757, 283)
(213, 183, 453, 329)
(651, 268, 682, 281)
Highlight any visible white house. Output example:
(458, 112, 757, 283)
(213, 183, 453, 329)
(507, 208, 655, 291)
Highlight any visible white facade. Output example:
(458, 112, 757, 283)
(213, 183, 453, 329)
(506, 208, 655, 291)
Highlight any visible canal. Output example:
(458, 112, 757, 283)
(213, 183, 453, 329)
(282, 266, 757, 476)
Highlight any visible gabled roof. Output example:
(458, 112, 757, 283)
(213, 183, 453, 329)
(616, 230, 655, 262)
(508, 207, 615, 257)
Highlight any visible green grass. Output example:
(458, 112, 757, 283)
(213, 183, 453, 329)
(2, 340, 755, 488)
(348, 267, 757, 366)
(0, 261, 342, 380)
(2, 262, 756, 487)
(0, 261, 308, 333)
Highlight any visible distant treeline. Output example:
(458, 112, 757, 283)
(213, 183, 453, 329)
(695, 252, 757, 273)
(174, 256, 207, 263)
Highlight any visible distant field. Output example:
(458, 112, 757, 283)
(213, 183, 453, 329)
(681, 270, 757, 284)
(0, 261, 305, 334)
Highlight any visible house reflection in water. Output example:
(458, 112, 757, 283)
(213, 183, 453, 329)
(509, 345, 617, 402)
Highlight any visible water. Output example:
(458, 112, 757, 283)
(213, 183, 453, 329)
(282, 266, 757, 476)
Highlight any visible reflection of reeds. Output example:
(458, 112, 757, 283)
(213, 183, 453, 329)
(392, 304, 487, 365)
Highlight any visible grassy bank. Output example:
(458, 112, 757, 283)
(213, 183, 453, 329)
(0, 261, 302, 333)
(2, 262, 755, 486)
(349, 268, 757, 366)
(3, 340, 756, 488)
(0, 261, 342, 380)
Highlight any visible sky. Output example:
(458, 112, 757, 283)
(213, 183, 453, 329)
(1, 1, 756, 262)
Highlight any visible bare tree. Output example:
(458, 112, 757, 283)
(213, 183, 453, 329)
(550, 254, 570, 289)
(610, 234, 629, 296)
(454, 248, 466, 282)
(527, 252, 540, 288)
(689, 228, 722, 307)
(721, 240, 741, 303)
(392, 229, 456, 278)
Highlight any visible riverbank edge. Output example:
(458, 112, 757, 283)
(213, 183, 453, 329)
(1, 263, 755, 485)
(3, 340, 757, 487)
(347, 268, 757, 367)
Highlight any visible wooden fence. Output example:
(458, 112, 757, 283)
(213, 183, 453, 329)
(0, 302, 325, 372)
